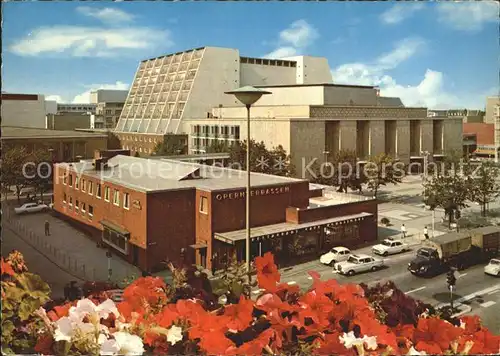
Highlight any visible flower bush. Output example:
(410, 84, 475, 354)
(2, 251, 499, 355)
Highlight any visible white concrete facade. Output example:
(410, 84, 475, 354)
(90, 90, 128, 104)
(114, 46, 334, 135)
(1, 93, 47, 129)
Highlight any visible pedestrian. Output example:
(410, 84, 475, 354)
(44, 220, 50, 236)
(401, 224, 407, 238)
(424, 226, 429, 239)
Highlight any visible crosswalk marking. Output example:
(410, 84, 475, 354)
(480, 301, 497, 308)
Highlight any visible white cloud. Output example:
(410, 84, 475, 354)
(9, 26, 172, 58)
(437, 1, 499, 31)
(72, 81, 130, 103)
(264, 20, 318, 58)
(76, 6, 135, 24)
(331, 37, 487, 109)
(380, 3, 424, 24)
(45, 95, 64, 103)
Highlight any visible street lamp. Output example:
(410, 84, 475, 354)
(225, 86, 271, 273)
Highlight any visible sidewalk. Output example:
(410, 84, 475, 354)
(3, 201, 141, 284)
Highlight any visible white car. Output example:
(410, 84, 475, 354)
(484, 259, 500, 276)
(14, 202, 48, 215)
(320, 246, 351, 266)
(372, 238, 409, 256)
(335, 254, 385, 276)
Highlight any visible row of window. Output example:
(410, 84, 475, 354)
(122, 135, 159, 143)
(62, 174, 131, 209)
(123, 146, 154, 154)
(192, 125, 240, 137)
(192, 138, 237, 147)
(63, 194, 95, 220)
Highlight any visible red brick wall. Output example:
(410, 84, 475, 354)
(146, 189, 196, 272)
(53, 165, 148, 268)
(463, 123, 494, 145)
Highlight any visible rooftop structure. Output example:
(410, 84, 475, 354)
(1, 93, 48, 129)
(90, 89, 129, 104)
(114, 46, 333, 135)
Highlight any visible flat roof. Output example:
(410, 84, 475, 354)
(59, 155, 304, 193)
(255, 83, 375, 89)
(1, 126, 108, 139)
(214, 212, 372, 244)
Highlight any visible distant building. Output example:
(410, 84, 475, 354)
(90, 90, 128, 130)
(1, 126, 108, 162)
(1, 93, 48, 128)
(57, 103, 97, 114)
(485, 96, 500, 124)
(427, 108, 485, 123)
(463, 123, 494, 157)
(47, 112, 92, 131)
(53, 151, 377, 272)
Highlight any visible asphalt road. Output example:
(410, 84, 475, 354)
(278, 247, 500, 333)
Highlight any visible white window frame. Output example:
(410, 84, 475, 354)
(69, 197, 73, 207)
(199, 196, 208, 214)
(63, 193, 67, 203)
(96, 184, 102, 199)
(124, 193, 130, 210)
(104, 187, 110, 202)
(75, 176, 79, 190)
(113, 190, 120, 206)
(81, 202, 86, 213)
(81, 179, 86, 193)
(88, 205, 94, 219)
(75, 199, 79, 211)
(88, 181, 93, 195)
(69, 174, 73, 187)
(63, 174, 67, 185)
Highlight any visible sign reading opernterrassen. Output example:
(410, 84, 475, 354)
(215, 186, 290, 201)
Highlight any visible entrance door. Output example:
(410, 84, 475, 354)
(132, 245, 139, 265)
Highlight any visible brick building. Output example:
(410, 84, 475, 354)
(53, 151, 377, 272)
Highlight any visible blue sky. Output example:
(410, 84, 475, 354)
(2, 1, 498, 109)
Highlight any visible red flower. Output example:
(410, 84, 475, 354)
(413, 317, 464, 354)
(255, 252, 281, 292)
(460, 315, 482, 334)
(1, 257, 15, 276)
(47, 303, 72, 322)
(227, 328, 275, 355)
(34, 333, 54, 355)
(154, 304, 180, 328)
(188, 309, 230, 340)
(223, 296, 254, 331)
(313, 332, 354, 356)
(460, 328, 500, 354)
(198, 330, 235, 355)
(298, 290, 335, 329)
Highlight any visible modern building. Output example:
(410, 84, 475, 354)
(47, 112, 92, 131)
(90, 90, 128, 130)
(428, 109, 485, 123)
(113, 46, 333, 153)
(57, 103, 97, 114)
(485, 96, 500, 124)
(187, 84, 463, 175)
(1, 93, 48, 128)
(1, 126, 108, 162)
(462, 123, 494, 157)
(53, 151, 377, 272)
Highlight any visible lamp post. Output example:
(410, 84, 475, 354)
(225, 86, 271, 273)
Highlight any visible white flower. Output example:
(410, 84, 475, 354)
(166, 325, 183, 345)
(407, 346, 427, 355)
(100, 332, 144, 356)
(53, 316, 95, 342)
(339, 331, 378, 350)
(96, 299, 120, 319)
(69, 298, 119, 321)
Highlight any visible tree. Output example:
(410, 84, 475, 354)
(268, 145, 295, 177)
(28, 149, 52, 201)
(423, 174, 469, 228)
(153, 135, 187, 156)
(1, 146, 32, 202)
(364, 153, 404, 197)
(205, 140, 230, 154)
(469, 160, 500, 216)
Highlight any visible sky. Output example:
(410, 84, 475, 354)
(2, 1, 499, 109)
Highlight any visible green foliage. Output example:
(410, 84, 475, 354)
(209, 258, 256, 303)
(380, 217, 391, 226)
(364, 153, 404, 197)
(1, 254, 51, 354)
(469, 160, 500, 217)
(153, 134, 188, 156)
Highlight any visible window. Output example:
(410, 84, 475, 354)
(124, 193, 130, 209)
(63, 174, 67, 185)
(88, 205, 94, 219)
(69, 197, 73, 207)
(113, 190, 120, 206)
(63, 193, 67, 203)
(96, 184, 102, 198)
(88, 181, 93, 195)
(75, 199, 79, 210)
(199, 196, 208, 214)
(81, 203, 86, 213)
(104, 187, 110, 202)
(81, 179, 86, 192)
(75, 176, 79, 190)
(102, 229, 128, 254)
(69, 174, 73, 187)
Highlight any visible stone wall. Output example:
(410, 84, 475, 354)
(396, 120, 410, 163)
(369, 120, 385, 157)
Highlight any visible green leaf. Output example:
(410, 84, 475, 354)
(17, 273, 51, 300)
(19, 297, 42, 321)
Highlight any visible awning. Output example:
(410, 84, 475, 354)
(100, 220, 130, 236)
(189, 243, 208, 249)
(214, 212, 372, 245)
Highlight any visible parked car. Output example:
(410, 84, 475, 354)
(335, 254, 385, 276)
(372, 238, 409, 256)
(484, 258, 500, 276)
(320, 246, 351, 266)
(14, 202, 48, 215)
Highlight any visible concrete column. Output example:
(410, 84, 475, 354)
(419, 120, 434, 155)
(339, 121, 357, 152)
(396, 120, 410, 164)
(369, 120, 385, 157)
